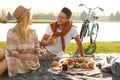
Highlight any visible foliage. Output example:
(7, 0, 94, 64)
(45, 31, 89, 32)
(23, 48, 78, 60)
(6, 12, 14, 20)
(0, 17, 7, 23)
(32, 12, 57, 20)
(109, 11, 120, 21)
(80, 11, 87, 20)
(1, 8, 120, 22)
(32, 19, 55, 23)
(4, 10, 120, 23)
(109, 13, 115, 21)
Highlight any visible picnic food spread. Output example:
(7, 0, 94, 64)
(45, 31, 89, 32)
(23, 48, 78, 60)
(50, 57, 94, 72)
(50, 62, 62, 71)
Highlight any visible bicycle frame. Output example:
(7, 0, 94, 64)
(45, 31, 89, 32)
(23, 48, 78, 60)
(80, 4, 103, 35)
(90, 16, 98, 36)
(79, 4, 104, 43)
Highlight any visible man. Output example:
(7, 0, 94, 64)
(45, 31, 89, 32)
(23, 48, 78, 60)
(40, 7, 84, 68)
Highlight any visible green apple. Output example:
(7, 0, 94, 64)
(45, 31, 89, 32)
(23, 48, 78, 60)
(74, 63, 81, 68)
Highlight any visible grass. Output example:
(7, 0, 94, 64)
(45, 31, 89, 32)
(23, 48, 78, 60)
(65, 41, 120, 54)
(0, 41, 6, 49)
(0, 41, 120, 54)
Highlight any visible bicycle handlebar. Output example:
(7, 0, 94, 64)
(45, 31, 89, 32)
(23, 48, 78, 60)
(79, 4, 104, 11)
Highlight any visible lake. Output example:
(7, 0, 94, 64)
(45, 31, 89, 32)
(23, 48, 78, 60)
(0, 22, 120, 42)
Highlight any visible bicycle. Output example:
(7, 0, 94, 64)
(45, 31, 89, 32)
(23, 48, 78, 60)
(79, 4, 104, 44)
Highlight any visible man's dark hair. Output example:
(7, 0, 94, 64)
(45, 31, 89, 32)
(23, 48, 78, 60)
(61, 7, 72, 19)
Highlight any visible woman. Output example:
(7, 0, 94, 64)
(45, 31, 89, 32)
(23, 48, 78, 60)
(0, 5, 40, 77)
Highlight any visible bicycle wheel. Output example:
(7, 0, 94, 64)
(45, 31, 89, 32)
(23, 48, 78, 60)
(90, 23, 99, 44)
(80, 23, 88, 42)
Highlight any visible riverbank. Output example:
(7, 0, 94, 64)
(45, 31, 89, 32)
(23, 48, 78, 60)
(6, 19, 82, 23)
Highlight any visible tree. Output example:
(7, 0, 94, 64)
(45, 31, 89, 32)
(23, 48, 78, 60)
(0, 17, 7, 23)
(90, 12, 95, 20)
(80, 11, 87, 20)
(115, 11, 120, 21)
(6, 12, 14, 20)
(108, 13, 115, 21)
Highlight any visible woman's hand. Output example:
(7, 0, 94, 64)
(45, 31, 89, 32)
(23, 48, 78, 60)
(22, 54, 37, 61)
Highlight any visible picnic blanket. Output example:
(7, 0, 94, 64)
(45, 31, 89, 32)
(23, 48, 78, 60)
(0, 53, 116, 80)
(94, 53, 120, 80)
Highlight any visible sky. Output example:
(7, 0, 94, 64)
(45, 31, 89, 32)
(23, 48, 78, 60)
(0, 0, 119, 16)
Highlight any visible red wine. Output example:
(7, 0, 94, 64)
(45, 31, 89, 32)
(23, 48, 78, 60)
(62, 64, 68, 71)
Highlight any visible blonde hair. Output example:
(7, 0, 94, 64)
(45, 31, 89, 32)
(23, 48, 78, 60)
(15, 11, 31, 42)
